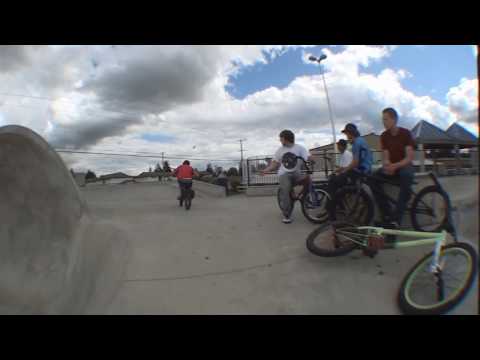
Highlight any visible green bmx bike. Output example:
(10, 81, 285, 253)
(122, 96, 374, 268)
(306, 214, 478, 315)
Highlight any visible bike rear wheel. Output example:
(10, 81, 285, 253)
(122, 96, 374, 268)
(398, 242, 477, 315)
(331, 187, 374, 225)
(411, 186, 450, 232)
(301, 188, 330, 224)
(306, 221, 362, 257)
(185, 189, 192, 210)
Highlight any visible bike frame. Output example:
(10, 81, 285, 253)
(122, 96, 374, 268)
(341, 226, 448, 273)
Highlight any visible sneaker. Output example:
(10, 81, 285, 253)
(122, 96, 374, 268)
(282, 217, 293, 224)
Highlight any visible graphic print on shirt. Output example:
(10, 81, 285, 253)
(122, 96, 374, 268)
(281, 152, 298, 170)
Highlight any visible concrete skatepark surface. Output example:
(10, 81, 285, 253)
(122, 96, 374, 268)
(0, 126, 130, 314)
(0, 125, 478, 315)
(84, 178, 478, 315)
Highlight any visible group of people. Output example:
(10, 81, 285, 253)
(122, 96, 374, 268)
(172, 107, 416, 226)
(261, 107, 416, 227)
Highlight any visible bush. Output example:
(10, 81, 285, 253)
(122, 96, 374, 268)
(227, 167, 239, 177)
(228, 176, 242, 192)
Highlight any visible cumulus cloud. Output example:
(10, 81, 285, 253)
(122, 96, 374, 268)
(0, 45, 477, 176)
(447, 77, 478, 124)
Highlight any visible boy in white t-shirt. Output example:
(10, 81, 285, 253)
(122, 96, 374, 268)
(335, 139, 353, 174)
(261, 130, 314, 224)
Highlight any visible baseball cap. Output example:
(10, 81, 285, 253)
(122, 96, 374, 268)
(341, 123, 360, 137)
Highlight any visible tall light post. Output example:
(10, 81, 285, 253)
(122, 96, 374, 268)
(238, 139, 247, 179)
(309, 54, 338, 165)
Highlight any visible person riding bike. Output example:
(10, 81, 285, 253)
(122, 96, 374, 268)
(369, 108, 415, 228)
(174, 160, 199, 205)
(260, 129, 315, 224)
(326, 123, 373, 219)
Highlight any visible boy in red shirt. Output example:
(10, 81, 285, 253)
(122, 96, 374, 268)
(174, 160, 199, 205)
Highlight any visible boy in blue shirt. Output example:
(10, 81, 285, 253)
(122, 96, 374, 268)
(327, 123, 373, 220)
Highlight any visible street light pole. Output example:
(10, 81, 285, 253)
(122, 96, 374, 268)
(309, 54, 338, 166)
(238, 139, 247, 181)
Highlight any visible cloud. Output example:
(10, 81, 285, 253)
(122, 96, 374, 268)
(1, 45, 477, 176)
(1, 45, 285, 149)
(447, 77, 478, 124)
(0, 45, 42, 73)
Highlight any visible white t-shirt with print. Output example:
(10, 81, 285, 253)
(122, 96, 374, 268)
(274, 143, 310, 176)
(337, 150, 353, 168)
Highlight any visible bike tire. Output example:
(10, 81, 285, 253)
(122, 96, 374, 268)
(398, 242, 478, 315)
(331, 187, 374, 226)
(185, 190, 192, 210)
(306, 221, 359, 257)
(411, 185, 450, 232)
(301, 188, 330, 224)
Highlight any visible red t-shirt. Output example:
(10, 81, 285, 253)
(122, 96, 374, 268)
(175, 165, 194, 180)
(380, 127, 415, 164)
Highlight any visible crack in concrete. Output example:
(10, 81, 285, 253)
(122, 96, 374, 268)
(124, 254, 310, 283)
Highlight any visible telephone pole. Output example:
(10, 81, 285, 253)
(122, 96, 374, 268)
(238, 139, 247, 177)
(238, 139, 247, 163)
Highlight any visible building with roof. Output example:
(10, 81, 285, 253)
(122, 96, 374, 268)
(309, 120, 478, 175)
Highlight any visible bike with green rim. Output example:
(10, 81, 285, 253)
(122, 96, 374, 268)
(305, 210, 477, 315)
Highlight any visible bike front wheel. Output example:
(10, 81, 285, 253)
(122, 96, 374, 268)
(301, 188, 330, 224)
(306, 221, 362, 257)
(398, 242, 478, 315)
(411, 186, 450, 232)
(185, 189, 192, 210)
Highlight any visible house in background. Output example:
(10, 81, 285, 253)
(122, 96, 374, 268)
(98, 172, 133, 185)
(308, 120, 478, 175)
(412, 120, 478, 174)
(135, 171, 163, 183)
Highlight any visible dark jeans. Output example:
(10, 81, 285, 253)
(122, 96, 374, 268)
(178, 179, 193, 198)
(326, 170, 361, 219)
(369, 166, 414, 225)
(216, 178, 229, 196)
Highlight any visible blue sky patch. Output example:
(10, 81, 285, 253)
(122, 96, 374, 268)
(141, 133, 176, 143)
(227, 45, 477, 105)
(227, 45, 331, 99)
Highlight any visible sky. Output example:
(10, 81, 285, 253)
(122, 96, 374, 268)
(0, 45, 477, 175)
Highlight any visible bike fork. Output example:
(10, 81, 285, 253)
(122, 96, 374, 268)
(431, 235, 447, 301)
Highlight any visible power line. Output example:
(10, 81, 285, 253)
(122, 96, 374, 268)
(55, 149, 240, 162)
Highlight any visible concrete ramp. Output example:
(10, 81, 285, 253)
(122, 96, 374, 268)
(0, 125, 130, 314)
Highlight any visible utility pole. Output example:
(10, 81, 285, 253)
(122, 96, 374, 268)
(238, 139, 247, 180)
(238, 139, 247, 164)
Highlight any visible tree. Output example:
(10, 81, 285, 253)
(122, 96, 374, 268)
(206, 163, 214, 174)
(149, 167, 152, 173)
(227, 167, 239, 177)
(85, 170, 96, 180)
(163, 161, 171, 173)
(155, 163, 162, 172)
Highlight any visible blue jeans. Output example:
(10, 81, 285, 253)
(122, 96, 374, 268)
(178, 179, 193, 198)
(370, 166, 414, 225)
